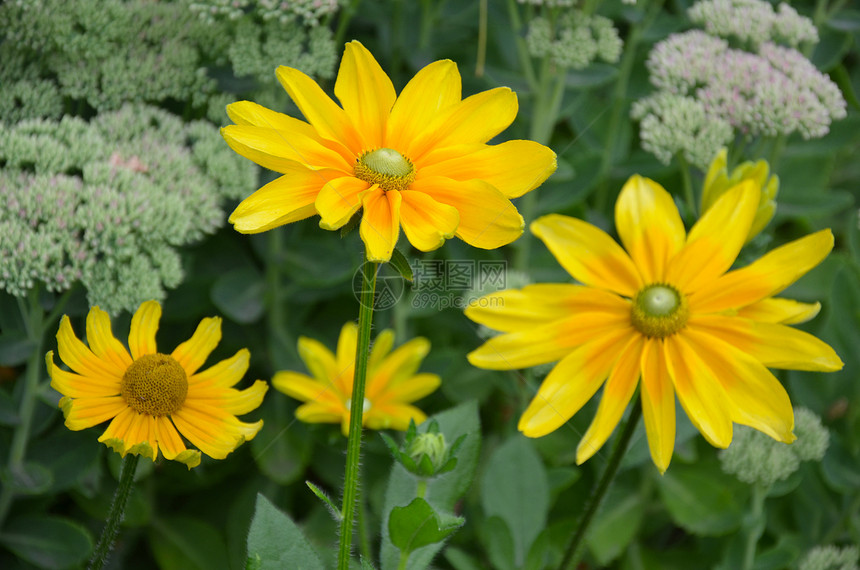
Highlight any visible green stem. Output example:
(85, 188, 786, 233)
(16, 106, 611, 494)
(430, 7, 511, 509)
(559, 403, 642, 570)
(767, 135, 786, 171)
(475, 0, 488, 77)
(742, 484, 768, 570)
(88, 454, 140, 570)
(337, 260, 378, 570)
(506, 0, 537, 89)
(397, 550, 410, 570)
(416, 479, 428, 500)
(334, 0, 362, 47)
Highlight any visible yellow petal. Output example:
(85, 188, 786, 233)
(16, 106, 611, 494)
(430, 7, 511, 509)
(189, 349, 250, 389)
(666, 181, 758, 293)
(518, 329, 631, 437)
(368, 329, 395, 371)
(576, 335, 644, 464)
(381, 372, 441, 403)
(172, 404, 254, 459)
(276, 65, 365, 155)
(689, 230, 834, 313)
(154, 416, 188, 460)
(316, 176, 373, 230)
(295, 401, 343, 424)
(85, 307, 132, 372)
(408, 87, 518, 160)
(468, 311, 631, 370)
(335, 41, 396, 148)
(465, 284, 629, 334)
(689, 315, 843, 371)
(171, 317, 222, 377)
(187, 380, 268, 416)
(399, 190, 460, 252)
(229, 167, 338, 233)
(683, 328, 794, 443)
(736, 298, 821, 324)
(128, 300, 161, 359)
(56, 315, 122, 380)
(418, 140, 557, 199)
(336, 322, 359, 373)
(61, 396, 126, 430)
(227, 100, 317, 132)
(663, 335, 732, 448)
(365, 404, 425, 431)
(272, 371, 340, 404)
(531, 214, 643, 297)
(386, 60, 461, 152)
(615, 175, 686, 283)
(47, 352, 119, 398)
(360, 186, 401, 262)
(297, 336, 339, 385)
(640, 338, 675, 474)
(413, 176, 523, 250)
(367, 337, 430, 395)
(220, 125, 352, 173)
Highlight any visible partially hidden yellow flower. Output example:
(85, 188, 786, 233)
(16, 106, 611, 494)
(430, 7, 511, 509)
(466, 175, 842, 473)
(221, 40, 557, 262)
(272, 323, 440, 435)
(46, 301, 268, 469)
(703, 148, 778, 242)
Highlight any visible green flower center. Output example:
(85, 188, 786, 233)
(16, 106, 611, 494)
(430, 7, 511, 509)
(354, 148, 416, 192)
(121, 353, 188, 416)
(630, 284, 689, 338)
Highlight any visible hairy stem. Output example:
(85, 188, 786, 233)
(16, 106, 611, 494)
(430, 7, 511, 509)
(88, 454, 140, 570)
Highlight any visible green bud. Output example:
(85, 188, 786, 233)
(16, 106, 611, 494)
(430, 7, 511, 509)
(381, 419, 466, 479)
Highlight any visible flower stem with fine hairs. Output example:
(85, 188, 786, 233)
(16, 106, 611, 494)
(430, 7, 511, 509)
(337, 260, 378, 569)
(559, 402, 642, 570)
(88, 454, 140, 570)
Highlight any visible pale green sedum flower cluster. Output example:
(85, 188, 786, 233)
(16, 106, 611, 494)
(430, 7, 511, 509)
(799, 546, 859, 570)
(526, 12, 622, 70)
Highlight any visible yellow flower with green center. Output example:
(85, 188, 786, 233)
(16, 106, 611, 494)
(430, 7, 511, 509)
(272, 323, 441, 435)
(465, 175, 842, 473)
(46, 301, 268, 468)
(221, 41, 557, 262)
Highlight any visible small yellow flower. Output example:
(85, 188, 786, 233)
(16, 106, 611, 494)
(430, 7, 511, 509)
(221, 41, 557, 262)
(273, 323, 440, 435)
(466, 175, 842, 473)
(46, 301, 268, 468)
(702, 148, 778, 242)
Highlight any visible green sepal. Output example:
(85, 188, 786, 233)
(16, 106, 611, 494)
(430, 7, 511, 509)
(388, 248, 413, 282)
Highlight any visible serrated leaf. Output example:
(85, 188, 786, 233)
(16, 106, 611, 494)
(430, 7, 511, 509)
(246, 494, 323, 570)
(0, 515, 92, 569)
(389, 498, 463, 553)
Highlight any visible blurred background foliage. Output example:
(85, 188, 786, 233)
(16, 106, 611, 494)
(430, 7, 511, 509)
(0, 0, 858, 568)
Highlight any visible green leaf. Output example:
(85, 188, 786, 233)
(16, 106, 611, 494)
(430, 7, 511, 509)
(0, 388, 19, 426)
(246, 494, 324, 570)
(0, 332, 36, 367)
(443, 546, 484, 570)
(822, 433, 860, 493)
(826, 9, 860, 32)
(0, 461, 53, 495)
(481, 516, 515, 570)
(388, 248, 413, 282)
(29, 427, 101, 492)
(657, 462, 747, 536)
(480, 435, 549, 566)
(585, 484, 644, 565)
(210, 267, 265, 324)
(150, 516, 229, 570)
(0, 515, 92, 569)
(389, 498, 464, 553)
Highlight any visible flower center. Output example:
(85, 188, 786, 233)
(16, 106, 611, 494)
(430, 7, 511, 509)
(630, 284, 689, 338)
(120, 353, 188, 416)
(354, 148, 416, 192)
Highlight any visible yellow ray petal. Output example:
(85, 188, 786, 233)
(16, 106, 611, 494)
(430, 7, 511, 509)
(386, 60, 461, 151)
(615, 175, 686, 283)
(220, 125, 352, 173)
(413, 177, 523, 250)
(683, 328, 794, 443)
(297, 336, 339, 384)
(689, 315, 843, 371)
(56, 316, 123, 380)
(408, 87, 518, 160)
(366, 404, 425, 431)
(171, 317, 222, 377)
(368, 329, 394, 372)
(296, 401, 344, 424)
(316, 176, 373, 230)
(188, 380, 269, 416)
(417, 140, 557, 199)
(227, 100, 317, 132)
(736, 298, 821, 324)
(518, 329, 631, 437)
(468, 311, 631, 370)
(128, 300, 161, 360)
(379, 372, 441, 403)
(276, 65, 366, 155)
(189, 349, 250, 389)
(335, 41, 396, 148)
(640, 338, 675, 474)
(85, 307, 132, 372)
(272, 371, 341, 404)
(689, 230, 834, 313)
(47, 352, 119, 398)
(61, 395, 126, 430)
(577, 335, 645, 464)
(663, 335, 733, 449)
(531, 214, 643, 297)
(367, 337, 430, 394)
(172, 405, 247, 459)
(465, 284, 629, 334)
(96, 407, 136, 449)
(154, 416, 188, 460)
(336, 322, 359, 372)
(399, 190, 460, 252)
(666, 181, 758, 293)
(360, 186, 401, 262)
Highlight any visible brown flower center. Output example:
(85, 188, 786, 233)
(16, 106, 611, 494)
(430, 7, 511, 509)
(354, 148, 416, 192)
(630, 284, 689, 338)
(121, 353, 188, 416)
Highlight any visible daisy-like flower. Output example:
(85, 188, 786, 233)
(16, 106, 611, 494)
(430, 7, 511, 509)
(46, 301, 268, 469)
(272, 323, 440, 435)
(221, 41, 557, 262)
(466, 175, 842, 472)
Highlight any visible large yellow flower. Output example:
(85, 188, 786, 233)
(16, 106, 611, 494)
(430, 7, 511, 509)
(466, 175, 842, 473)
(46, 301, 268, 468)
(272, 323, 440, 435)
(221, 41, 556, 262)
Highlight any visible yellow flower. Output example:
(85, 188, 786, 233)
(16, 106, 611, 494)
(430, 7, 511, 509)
(221, 41, 556, 262)
(466, 175, 842, 473)
(272, 323, 440, 435)
(46, 301, 268, 469)
(702, 148, 778, 242)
